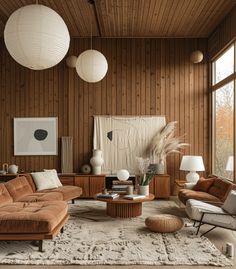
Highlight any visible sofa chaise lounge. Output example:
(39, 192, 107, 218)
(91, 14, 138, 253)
(0, 175, 82, 251)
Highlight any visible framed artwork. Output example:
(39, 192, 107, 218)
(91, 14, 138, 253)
(14, 117, 58, 156)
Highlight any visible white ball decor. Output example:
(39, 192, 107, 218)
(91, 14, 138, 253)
(117, 169, 130, 181)
(190, 50, 204, 64)
(4, 4, 70, 70)
(76, 49, 108, 83)
(66, 55, 77, 68)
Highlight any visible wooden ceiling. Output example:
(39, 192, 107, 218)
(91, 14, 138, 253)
(0, 0, 235, 38)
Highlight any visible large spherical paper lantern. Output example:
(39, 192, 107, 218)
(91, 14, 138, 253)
(117, 169, 130, 181)
(4, 4, 70, 70)
(76, 49, 108, 83)
(190, 50, 204, 64)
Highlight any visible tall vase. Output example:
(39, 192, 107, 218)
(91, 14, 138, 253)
(90, 149, 104, 175)
(156, 160, 165, 175)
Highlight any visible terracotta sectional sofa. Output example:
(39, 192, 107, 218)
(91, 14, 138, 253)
(0, 175, 82, 251)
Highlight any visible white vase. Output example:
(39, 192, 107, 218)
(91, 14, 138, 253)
(138, 185, 149, 196)
(156, 161, 165, 174)
(90, 149, 104, 175)
(8, 164, 18, 174)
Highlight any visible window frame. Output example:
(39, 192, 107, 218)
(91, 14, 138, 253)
(211, 42, 236, 182)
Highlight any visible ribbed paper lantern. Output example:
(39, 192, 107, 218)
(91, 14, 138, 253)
(190, 50, 204, 64)
(76, 49, 108, 83)
(117, 169, 130, 181)
(4, 4, 70, 70)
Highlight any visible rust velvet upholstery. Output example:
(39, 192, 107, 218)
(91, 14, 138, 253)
(5, 176, 33, 201)
(178, 177, 235, 205)
(193, 178, 215, 192)
(16, 192, 63, 202)
(0, 184, 13, 206)
(0, 201, 68, 233)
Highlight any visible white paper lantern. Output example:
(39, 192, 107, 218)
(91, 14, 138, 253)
(4, 4, 70, 70)
(117, 169, 130, 181)
(190, 50, 204, 64)
(66, 55, 77, 68)
(76, 49, 108, 83)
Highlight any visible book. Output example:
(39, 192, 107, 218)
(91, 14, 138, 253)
(112, 180, 133, 185)
(123, 194, 146, 200)
(112, 185, 128, 189)
(96, 193, 119, 199)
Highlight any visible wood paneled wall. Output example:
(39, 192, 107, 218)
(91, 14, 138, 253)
(208, 5, 236, 59)
(0, 38, 209, 191)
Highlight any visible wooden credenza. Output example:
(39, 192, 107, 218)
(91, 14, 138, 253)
(59, 174, 105, 198)
(149, 174, 170, 198)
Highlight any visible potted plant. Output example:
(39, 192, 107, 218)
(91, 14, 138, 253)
(148, 121, 189, 174)
(136, 157, 156, 195)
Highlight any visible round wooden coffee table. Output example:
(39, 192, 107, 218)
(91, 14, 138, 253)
(95, 194, 155, 218)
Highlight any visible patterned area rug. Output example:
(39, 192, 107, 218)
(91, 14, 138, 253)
(0, 200, 232, 266)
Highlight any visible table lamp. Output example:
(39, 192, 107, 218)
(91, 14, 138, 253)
(180, 155, 205, 182)
(226, 156, 234, 171)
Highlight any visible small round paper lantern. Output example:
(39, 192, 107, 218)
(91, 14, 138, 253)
(66, 55, 77, 68)
(117, 169, 130, 181)
(76, 49, 108, 83)
(4, 4, 70, 70)
(190, 50, 204, 64)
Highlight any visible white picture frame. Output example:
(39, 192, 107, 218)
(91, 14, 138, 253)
(14, 117, 58, 156)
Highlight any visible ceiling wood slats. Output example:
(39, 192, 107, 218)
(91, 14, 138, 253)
(0, 0, 235, 38)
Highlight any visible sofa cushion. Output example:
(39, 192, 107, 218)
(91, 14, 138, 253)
(222, 191, 236, 214)
(0, 201, 68, 234)
(178, 189, 221, 205)
(208, 178, 233, 202)
(31, 172, 58, 191)
(5, 176, 33, 202)
(16, 192, 63, 202)
(24, 174, 36, 192)
(193, 177, 214, 192)
(43, 169, 62, 187)
(186, 199, 236, 230)
(0, 184, 13, 206)
(37, 185, 82, 201)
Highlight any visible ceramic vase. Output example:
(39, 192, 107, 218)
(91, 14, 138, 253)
(8, 164, 18, 174)
(156, 161, 165, 175)
(90, 149, 104, 175)
(138, 185, 149, 196)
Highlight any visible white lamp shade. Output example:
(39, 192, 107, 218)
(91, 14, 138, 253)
(117, 169, 130, 181)
(76, 49, 108, 83)
(4, 4, 70, 70)
(180, 156, 205, 171)
(190, 50, 204, 63)
(226, 156, 234, 171)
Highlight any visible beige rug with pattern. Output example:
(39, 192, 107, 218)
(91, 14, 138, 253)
(0, 200, 232, 266)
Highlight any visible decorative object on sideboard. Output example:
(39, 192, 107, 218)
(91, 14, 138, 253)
(66, 55, 77, 68)
(2, 163, 8, 173)
(14, 117, 58, 156)
(180, 155, 205, 183)
(4, 4, 70, 70)
(190, 50, 204, 64)
(8, 164, 18, 174)
(90, 149, 104, 175)
(81, 164, 91, 174)
(117, 169, 130, 181)
(148, 121, 189, 174)
(136, 157, 156, 196)
(61, 136, 73, 173)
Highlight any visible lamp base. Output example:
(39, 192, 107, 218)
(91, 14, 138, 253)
(186, 171, 200, 183)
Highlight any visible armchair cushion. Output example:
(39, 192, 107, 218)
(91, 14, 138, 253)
(0, 184, 13, 206)
(186, 199, 236, 230)
(222, 191, 236, 214)
(193, 178, 214, 192)
(184, 182, 196, 190)
(208, 178, 233, 202)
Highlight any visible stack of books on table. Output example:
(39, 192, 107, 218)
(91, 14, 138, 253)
(96, 193, 120, 199)
(123, 194, 146, 200)
(112, 180, 133, 194)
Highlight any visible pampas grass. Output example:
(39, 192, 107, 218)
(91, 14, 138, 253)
(148, 121, 189, 163)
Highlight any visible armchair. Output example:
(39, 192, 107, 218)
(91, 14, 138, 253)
(185, 191, 236, 236)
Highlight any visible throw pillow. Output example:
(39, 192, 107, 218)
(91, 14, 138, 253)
(222, 191, 236, 214)
(193, 177, 215, 192)
(31, 172, 58, 191)
(44, 169, 62, 187)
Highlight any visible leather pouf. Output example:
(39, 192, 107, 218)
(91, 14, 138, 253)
(145, 214, 184, 233)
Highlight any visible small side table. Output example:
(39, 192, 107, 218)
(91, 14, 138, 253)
(174, 179, 186, 196)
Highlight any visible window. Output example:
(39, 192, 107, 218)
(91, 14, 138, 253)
(212, 44, 235, 181)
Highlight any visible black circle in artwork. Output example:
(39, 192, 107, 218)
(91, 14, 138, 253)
(34, 129, 48, 141)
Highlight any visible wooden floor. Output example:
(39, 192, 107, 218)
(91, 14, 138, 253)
(0, 198, 235, 269)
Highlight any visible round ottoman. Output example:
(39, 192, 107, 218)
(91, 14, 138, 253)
(145, 214, 184, 233)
